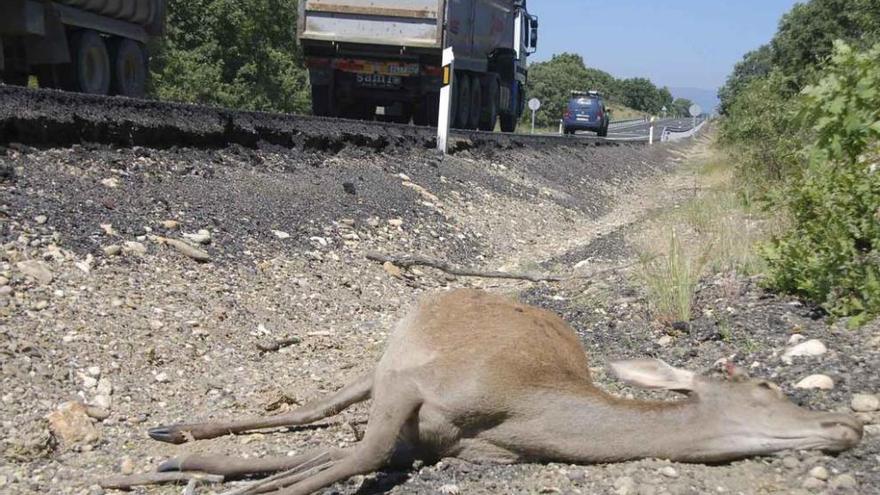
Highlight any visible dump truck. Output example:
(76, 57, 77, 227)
(297, 0, 538, 131)
(0, 0, 166, 98)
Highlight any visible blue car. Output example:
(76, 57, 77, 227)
(562, 91, 609, 137)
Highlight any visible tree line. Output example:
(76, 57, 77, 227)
(718, 0, 880, 325)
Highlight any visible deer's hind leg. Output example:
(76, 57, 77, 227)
(271, 379, 424, 495)
(156, 447, 351, 479)
(149, 373, 373, 444)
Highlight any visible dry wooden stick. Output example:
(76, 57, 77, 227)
(366, 252, 637, 282)
(100, 472, 224, 489)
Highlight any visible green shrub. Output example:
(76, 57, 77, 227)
(763, 42, 880, 325)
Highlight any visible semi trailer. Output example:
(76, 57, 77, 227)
(0, 0, 166, 98)
(297, 0, 538, 131)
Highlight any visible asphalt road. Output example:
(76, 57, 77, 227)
(604, 118, 699, 141)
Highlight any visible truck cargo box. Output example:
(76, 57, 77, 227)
(298, 0, 444, 50)
(57, 0, 165, 33)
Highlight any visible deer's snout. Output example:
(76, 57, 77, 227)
(818, 413, 863, 451)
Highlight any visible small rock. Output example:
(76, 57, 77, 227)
(383, 261, 403, 279)
(16, 260, 54, 284)
(864, 424, 880, 436)
(149, 319, 165, 330)
(102, 245, 121, 256)
(438, 484, 460, 495)
(388, 218, 403, 227)
(93, 394, 112, 410)
(829, 473, 858, 491)
(81, 376, 98, 389)
(808, 466, 829, 480)
(87, 366, 101, 377)
(342, 182, 357, 195)
(659, 466, 679, 478)
(160, 220, 180, 230)
(96, 378, 112, 396)
(120, 456, 135, 475)
(122, 241, 147, 256)
(87, 484, 104, 495)
(46, 401, 100, 446)
(160, 237, 211, 262)
(34, 300, 49, 310)
(154, 372, 170, 383)
(657, 335, 673, 347)
(100, 223, 116, 236)
(566, 470, 587, 483)
(802, 477, 825, 490)
(782, 456, 800, 469)
(784, 339, 827, 359)
(85, 405, 110, 421)
(35, 215, 48, 224)
(794, 374, 834, 390)
(0, 276, 8, 286)
(0, 286, 11, 297)
(788, 334, 805, 345)
(183, 229, 212, 245)
(637, 484, 657, 495)
(851, 393, 880, 412)
(100, 177, 119, 188)
(614, 476, 636, 495)
(272, 230, 290, 239)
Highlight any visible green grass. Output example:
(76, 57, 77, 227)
(638, 228, 709, 324)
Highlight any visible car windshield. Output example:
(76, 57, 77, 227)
(569, 97, 599, 110)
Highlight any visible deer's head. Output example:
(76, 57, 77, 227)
(610, 359, 863, 462)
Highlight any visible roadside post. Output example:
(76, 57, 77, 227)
(558, 119, 563, 135)
(688, 104, 702, 132)
(528, 98, 541, 134)
(437, 48, 455, 154)
(649, 116, 656, 145)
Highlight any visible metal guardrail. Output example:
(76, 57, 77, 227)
(661, 118, 708, 142)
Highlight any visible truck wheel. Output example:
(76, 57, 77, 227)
(467, 74, 481, 130)
(500, 113, 517, 133)
(310, 85, 333, 116)
(454, 72, 470, 129)
(64, 30, 111, 95)
(414, 93, 439, 126)
(0, 72, 29, 86)
(479, 76, 499, 131)
(110, 38, 147, 98)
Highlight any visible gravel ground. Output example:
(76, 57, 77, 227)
(1, 130, 877, 495)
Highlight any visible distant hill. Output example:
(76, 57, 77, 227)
(669, 87, 720, 115)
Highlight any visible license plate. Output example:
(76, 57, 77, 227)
(576, 116, 590, 121)
(356, 74, 403, 89)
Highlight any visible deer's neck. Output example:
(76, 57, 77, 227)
(517, 388, 712, 463)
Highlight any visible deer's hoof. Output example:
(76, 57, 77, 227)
(157, 458, 183, 472)
(148, 425, 189, 444)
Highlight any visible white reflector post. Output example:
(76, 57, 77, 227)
(649, 116, 656, 145)
(437, 47, 455, 154)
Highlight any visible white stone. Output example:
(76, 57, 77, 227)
(86, 366, 101, 377)
(155, 372, 170, 383)
(784, 339, 827, 359)
(16, 260, 54, 284)
(272, 230, 290, 239)
(787, 334, 805, 345)
(93, 394, 112, 410)
(808, 466, 829, 481)
(851, 393, 880, 412)
(659, 466, 679, 478)
(794, 374, 834, 390)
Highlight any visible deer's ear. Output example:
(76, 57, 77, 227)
(609, 359, 696, 392)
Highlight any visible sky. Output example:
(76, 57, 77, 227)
(531, 0, 800, 92)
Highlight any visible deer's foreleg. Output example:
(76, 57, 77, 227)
(149, 373, 373, 444)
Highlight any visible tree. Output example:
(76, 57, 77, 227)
(617, 78, 667, 114)
(671, 98, 694, 117)
(771, 0, 880, 88)
(718, 45, 773, 115)
(149, 0, 311, 114)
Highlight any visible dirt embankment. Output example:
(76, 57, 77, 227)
(1, 132, 877, 495)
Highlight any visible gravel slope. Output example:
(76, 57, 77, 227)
(1, 131, 877, 495)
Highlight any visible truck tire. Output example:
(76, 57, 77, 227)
(414, 93, 439, 127)
(500, 113, 517, 133)
(0, 72, 29, 86)
(310, 85, 333, 116)
(454, 72, 470, 129)
(479, 76, 499, 131)
(64, 30, 111, 95)
(467, 74, 481, 130)
(110, 38, 147, 98)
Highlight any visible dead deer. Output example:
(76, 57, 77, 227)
(142, 289, 862, 495)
